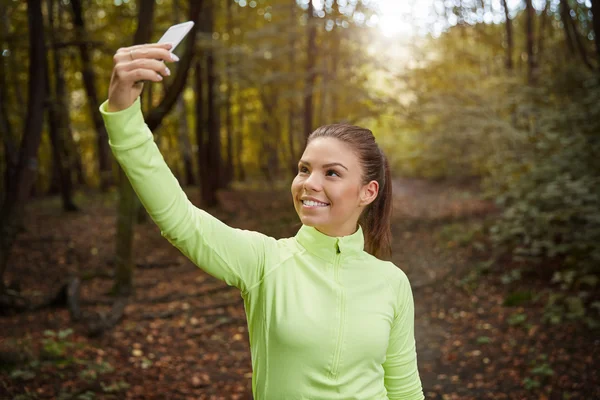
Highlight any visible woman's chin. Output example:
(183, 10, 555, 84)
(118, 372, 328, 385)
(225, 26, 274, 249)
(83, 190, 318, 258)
(298, 214, 325, 227)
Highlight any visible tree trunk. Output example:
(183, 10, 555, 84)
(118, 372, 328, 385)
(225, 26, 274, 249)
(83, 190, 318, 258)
(205, 0, 221, 205)
(287, 1, 298, 174)
(224, 0, 234, 185)
(537, 1, 549, 64)
(195, 58, 211, 205)
(525, 0, 535, 84)
(303, 0, 317, 142)
(47, 0, 78, 212)
(592, 0, 600, 65)
(501, 0, 513, 70)
(111, 0, 201, 296)
(560, 0, 593, 69)
(70, 0, 113, 191)
(0, 45, 17, 208)
(113, 0, 157, 296)
(177, 95, 195, 185)
(0, 0, 47, 293)
(173, 0, 194, 186)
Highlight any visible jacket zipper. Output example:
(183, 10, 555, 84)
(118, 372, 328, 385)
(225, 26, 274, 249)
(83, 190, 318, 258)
(329, 249, 345, 380)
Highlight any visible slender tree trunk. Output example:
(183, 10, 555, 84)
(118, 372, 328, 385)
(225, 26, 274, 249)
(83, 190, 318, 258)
(0, 15, 17, 207)
(224, 0, 234, 185)
(537, 1, 549, 64)
(205, 0, 221, 204)
(47, 0, 78, 211)
(177, 96, 195, 185)
(501, 0, 513, 70)
(287, 1, 298, 174)
(592, 0, 600, 65)
(525, 0, 535, 84)
(303, 0, 317, 142)
(330, 22, 340, 122)
(172, 0, 194, 186)
(0, 0, 47, 293)
(70, 0, 113, 191)
(561, 0, 593, 69)
(195, 58, 211, 205)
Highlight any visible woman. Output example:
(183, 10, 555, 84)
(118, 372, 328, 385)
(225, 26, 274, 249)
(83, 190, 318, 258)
(101, 43, 424, 399)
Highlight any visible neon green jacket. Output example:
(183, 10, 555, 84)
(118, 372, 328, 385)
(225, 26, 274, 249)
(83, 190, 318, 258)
(100, 98, 423, 400)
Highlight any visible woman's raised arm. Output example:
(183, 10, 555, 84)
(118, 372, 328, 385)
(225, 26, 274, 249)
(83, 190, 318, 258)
(100, 44, 278, 293)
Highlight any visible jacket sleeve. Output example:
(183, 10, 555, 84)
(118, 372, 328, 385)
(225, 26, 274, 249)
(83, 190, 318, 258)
(382, 273, 424, 400)
(99, 98, 277, 293)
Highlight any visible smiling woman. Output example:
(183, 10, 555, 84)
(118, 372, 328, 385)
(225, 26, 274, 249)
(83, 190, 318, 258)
(100, 42, 424, 399)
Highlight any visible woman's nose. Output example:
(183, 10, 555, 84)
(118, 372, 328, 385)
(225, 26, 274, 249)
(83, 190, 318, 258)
(303, 172, 322, 192)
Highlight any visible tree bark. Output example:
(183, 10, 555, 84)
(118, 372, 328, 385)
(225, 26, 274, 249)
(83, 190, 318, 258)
(537, 0, 550, 65)
(195, 57, 211, 206)
(286, 1, 298, 174)
(501, 0, 513, 70)
(113, 0, 201, 296)
(0, 0, 47, 293)
(592, 0, 600, 65)
(224, 0, 234, 185)
(560, 0, 593, 69)
(173, 0, 194, 186)
(525, 0, 535, 83)
(303, 0, 317, 142)
(232, 2, 245, 182)
(47, 0, 78, 211)
(205, 0, 222, 205)
(70, 0, 113, 191)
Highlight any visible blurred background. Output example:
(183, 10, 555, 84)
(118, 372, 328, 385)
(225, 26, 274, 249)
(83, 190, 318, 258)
(1, 0, 599, 399)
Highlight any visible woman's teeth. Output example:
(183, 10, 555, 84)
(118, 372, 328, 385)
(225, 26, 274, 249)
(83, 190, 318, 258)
(302, 200, 328, 207)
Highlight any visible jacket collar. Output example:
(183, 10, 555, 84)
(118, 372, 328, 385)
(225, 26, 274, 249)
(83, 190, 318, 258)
(295, 224, 364, 263)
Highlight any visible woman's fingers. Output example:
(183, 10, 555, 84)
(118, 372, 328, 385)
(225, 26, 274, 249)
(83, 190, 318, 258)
(107, 43, 176, 112)
(116, 58, 171, 77)
(119, 68, 165, 83)
(114, 47, 178, 64)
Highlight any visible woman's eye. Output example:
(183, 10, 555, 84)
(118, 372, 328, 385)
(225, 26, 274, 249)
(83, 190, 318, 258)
(299, 166, 309, 173)
(326, 170, 340, 177)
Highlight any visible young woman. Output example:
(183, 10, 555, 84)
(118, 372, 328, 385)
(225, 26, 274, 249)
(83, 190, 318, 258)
(101, 43, 424, 399)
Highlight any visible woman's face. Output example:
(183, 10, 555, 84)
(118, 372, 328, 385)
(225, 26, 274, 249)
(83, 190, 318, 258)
(291, 137, 378, 237)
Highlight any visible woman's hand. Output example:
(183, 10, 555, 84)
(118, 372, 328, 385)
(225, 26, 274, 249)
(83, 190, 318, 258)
(107, 43, 178, 112)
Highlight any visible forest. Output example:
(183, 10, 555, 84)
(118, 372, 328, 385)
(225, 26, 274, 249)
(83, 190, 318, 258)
(1, 0, 599, 398)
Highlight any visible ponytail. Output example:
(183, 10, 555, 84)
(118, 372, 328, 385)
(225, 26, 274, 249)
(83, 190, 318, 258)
(361, 150, 392, 260)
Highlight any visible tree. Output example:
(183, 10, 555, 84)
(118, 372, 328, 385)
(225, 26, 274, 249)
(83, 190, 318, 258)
(501, 0, 514, 70)
(593, 0, 600, 65)
(525, 0, 535, 83)
(303, 0, 317, 141)
(46, 0, 78, 212)
(113, 0, 202, 296)
(70, 0, 113, 191)
(0, 0, 47, 297)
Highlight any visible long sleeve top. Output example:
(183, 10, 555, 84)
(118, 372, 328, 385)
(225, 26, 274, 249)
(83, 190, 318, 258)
(100, 98, 424, 400)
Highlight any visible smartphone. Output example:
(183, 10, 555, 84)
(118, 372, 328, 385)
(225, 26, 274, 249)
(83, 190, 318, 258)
(157, 21, 195, 52)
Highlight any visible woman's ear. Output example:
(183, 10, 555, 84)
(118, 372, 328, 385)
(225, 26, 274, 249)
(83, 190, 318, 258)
(359, 180, 379, 207)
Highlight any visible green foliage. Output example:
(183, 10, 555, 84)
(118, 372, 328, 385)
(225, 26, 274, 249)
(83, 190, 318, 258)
(40, 329, 75, 362)
(507, 312, 527, 326)
(523, 354, 554, 390)
(503, 290, 534, 307)
(476, 336, 491, 344)
(378, 5, 600, 322)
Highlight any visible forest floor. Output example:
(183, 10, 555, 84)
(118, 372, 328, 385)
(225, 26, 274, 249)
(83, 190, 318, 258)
(1, 178, 598, 400)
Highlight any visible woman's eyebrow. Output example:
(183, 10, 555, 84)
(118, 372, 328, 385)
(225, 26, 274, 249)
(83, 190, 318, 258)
(298, 160, 348, 171)
(323, 162, 348, 171)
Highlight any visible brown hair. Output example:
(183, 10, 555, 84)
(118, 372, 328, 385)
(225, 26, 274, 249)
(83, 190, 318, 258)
(307, 124, 393, 259)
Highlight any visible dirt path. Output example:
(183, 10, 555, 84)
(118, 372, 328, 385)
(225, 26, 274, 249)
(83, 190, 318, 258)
(1, 179, 598, 399)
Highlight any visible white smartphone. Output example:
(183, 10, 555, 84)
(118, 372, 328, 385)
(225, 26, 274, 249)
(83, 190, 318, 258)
(157, 21, 195, 52)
